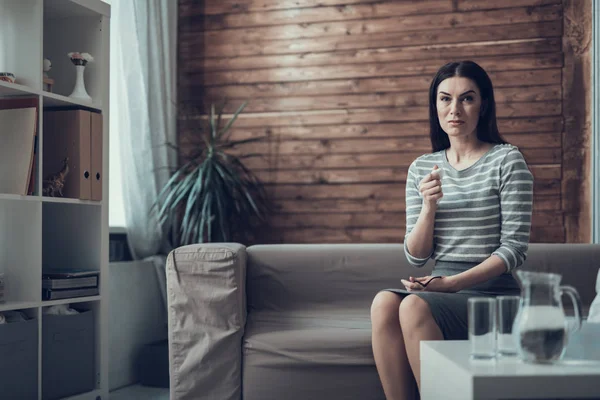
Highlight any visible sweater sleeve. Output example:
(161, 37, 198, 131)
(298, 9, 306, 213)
(492, 149, 534, 272)
(404, 161, 433, 267)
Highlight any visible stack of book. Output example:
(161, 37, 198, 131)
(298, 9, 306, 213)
(42, 269, 99, 301)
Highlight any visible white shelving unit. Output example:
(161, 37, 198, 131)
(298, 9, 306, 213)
(0, 0, 110, 399)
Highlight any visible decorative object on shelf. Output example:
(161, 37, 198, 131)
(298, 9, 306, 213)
(43, 304, 80, 315)
(0, 72, 15, 83)
(42, 157, 70, 197)
(151, 101, 272, 246)
(67, 52, 93, 102)
(43, 58, 54, 92)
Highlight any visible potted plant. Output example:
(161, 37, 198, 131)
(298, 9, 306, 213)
(152, 101, 271, 246)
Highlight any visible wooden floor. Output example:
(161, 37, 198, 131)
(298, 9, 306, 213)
(110, 384, 169, 400)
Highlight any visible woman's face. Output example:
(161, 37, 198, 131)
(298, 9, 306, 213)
(436, 77, 482, 140)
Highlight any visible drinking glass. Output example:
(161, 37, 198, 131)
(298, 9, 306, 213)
(496, 295, 520, 356)
(468, 297, 496, 359)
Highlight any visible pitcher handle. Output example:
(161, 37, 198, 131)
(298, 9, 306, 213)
(560, 285, 582, 333)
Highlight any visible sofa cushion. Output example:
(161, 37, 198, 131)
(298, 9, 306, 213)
(242, 308, 386, 400)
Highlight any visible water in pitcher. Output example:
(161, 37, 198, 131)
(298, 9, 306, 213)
(516, 305, 567, 363)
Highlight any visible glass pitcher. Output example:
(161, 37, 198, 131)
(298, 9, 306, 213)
(513, 270, 582, 364)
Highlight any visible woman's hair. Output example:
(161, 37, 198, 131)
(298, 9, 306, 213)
(428, 60, 506, 152)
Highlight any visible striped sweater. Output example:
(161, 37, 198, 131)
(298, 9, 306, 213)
(404, 144, 534, 272)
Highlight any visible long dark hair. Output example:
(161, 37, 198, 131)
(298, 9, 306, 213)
(428, 60, 506, 152)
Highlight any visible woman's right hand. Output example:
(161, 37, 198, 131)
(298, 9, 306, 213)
(419, 165, 443, 210)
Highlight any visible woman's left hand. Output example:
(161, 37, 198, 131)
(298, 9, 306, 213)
(400, 275, 458, 293)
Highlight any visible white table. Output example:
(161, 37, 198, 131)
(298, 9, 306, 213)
(421, 340, 600, 400)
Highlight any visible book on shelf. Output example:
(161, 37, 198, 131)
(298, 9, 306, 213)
(42, 286, 99, 301)
(43, 268, 100, 278)
(42, 275, 98, 290)
(0, 97, 38, 196)
(28, 133, 38, 195)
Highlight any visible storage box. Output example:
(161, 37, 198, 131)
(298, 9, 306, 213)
(0, 317, 39, 400)
(42, 309, 96, 400)
(43, 109, 103, 200)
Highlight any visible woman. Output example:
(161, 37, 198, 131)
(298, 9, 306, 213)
(370, 60, 534, 399)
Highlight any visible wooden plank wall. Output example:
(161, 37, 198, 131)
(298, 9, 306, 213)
(177, 0, 591, 244)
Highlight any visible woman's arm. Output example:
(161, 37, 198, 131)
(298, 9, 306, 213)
(404, 163, 443, 265)
(445, 255, 507, 292)
(490, 149, 534, 272)
(405, 206, 436, 259)
(402, 255, 507, 292)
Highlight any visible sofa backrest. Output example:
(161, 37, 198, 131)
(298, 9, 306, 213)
(246, 243, 600, 314)
(246, 244, 432, 313)
(520, 243, 600, 310)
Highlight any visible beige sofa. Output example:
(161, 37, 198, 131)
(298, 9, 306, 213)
(166, 243, 600, 400)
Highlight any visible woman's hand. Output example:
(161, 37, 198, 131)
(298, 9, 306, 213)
(400, 275, 458, 293)
(419, 165, 443, 210)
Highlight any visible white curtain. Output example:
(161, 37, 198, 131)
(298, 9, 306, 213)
(107, 0, 178, 316)
(109, 0, 178, 259)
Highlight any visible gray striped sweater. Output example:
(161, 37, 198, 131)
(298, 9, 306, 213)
(404, 144, 534, 272)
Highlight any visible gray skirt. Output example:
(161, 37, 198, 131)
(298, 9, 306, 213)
(383, 261, 521, 341)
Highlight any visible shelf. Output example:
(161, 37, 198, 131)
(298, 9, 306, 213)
(42, 196, 102, 206)
(0, 201, 42, 307)
(43, 91, 102, 111)
(0, 296, 102, 310)
(0, 193, 40, 202)
(0, 0, 43, 89)
(0, 80, 40, 97)
(0, 1, 110, 398)
(0, 300, 40, 312)
(42, 295, 101, 307)
(0, 195, 101, 205)
(43, 202, 102, 272)
(45, 0, 110, 19)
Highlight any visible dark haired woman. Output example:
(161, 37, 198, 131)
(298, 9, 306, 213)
(370, 60, 533, 399)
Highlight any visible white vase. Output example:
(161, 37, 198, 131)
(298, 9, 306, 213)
(69, 64, 92, 102)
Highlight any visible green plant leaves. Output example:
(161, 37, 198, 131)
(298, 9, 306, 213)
(220, 101, 247, 141)
(151, 100, 271, 246)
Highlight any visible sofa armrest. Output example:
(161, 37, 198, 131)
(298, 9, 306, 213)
(166, 243, 247, 400)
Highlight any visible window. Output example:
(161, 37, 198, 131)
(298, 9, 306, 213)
(105, 0, 126, 229)
(108, 106, 125, 228)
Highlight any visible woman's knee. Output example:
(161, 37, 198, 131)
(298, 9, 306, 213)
(398, 294, 434, 331)
(370, 291, 402, 327)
